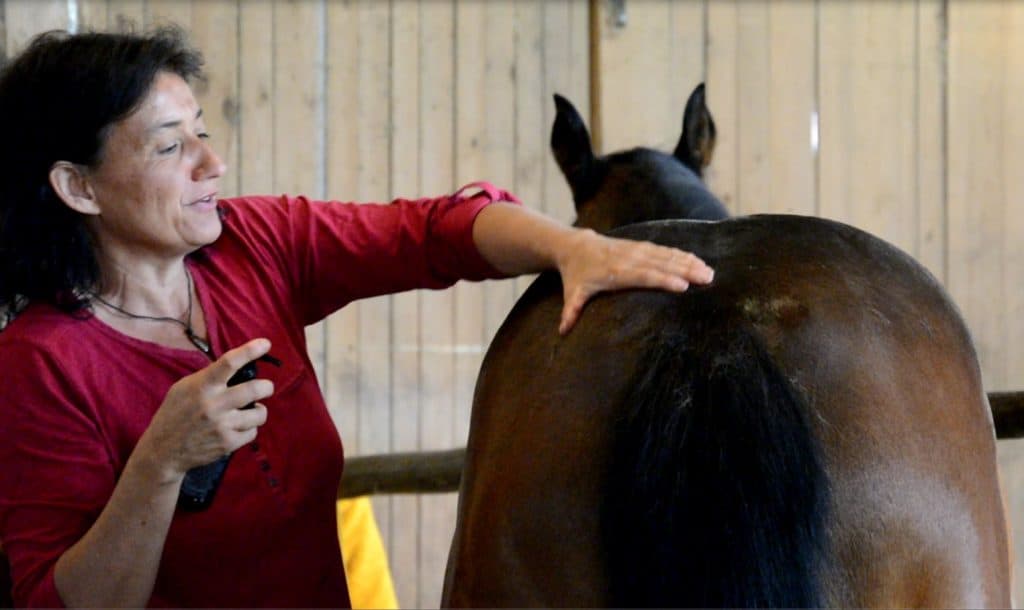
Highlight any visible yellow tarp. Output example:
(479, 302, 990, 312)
(337, 497, 399, 610)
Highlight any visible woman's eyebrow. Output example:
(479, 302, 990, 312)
(147, 108, 204, 134)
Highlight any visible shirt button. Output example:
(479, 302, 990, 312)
(268, 477, 279, 487)
(260, 461, 271, 472)
(250, 442, 260, 452)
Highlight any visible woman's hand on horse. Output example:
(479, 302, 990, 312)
(556, 229, 714, 335)
(134, 338, 274, 485)
(470, 203, 712, 333)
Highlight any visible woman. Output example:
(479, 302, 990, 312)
(0, 28, 713, 607)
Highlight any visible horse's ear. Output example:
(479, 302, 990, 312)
(673, 83, 716, 177)
(551, 93, 598, 207)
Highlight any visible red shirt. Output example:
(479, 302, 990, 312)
(0, 183, 517, 607)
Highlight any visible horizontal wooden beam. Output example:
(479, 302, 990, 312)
(338, 448, 465, 499)
(337, 391, 1024, 500)
(991, 391, 1024, 439)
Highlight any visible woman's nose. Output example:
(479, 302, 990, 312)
(193, 139, 227, 181)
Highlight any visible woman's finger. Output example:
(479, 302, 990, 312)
(559, 288, 587, 335)
(221, 379, 275, 411)
(228, 403, 269, 432)
(623, 243, 713, 285)
(208, 338, 272, 387)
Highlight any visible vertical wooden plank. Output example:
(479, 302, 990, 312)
(766, 0, 817, 215)
(451, 0, 486, 471)
(320, 3, 365, 597)
(949, 6, 1024, 598)
(818, 1, 917, 253)
(947, 0, 1007, 389)
(512, 0, 543, 299)
(451, 1, 490, 601)
(916, 0, 947, 283)
(272, 0, 324, 206)
(734, 1, 770, 216)
(540, 0, 589, 226)
(273, 0, 326, 398)
(323, 0, 360, 467)
(705, 0, 739, 212)
(513, 0, 589, 298)
(189, 0, 240, 197)
(712, 1, 818, 216)
(417, 2, 457, 606)
(145, 0, 191, 29)
(107, 0, 145, 32)
(965, 1, 1024, 597)
(353, 0, 393, 483)
(328, 0, 391, 467)
(450, 0, 517, 389)
(669, 0, 707, 130)
(5, 0, 69, 55)
(996, 10, 1024, 603)
(594, 0, 705, 153)
(357, 0, 394, 558)
(733, 0, 817, 216)
(79, 0, 111, 32)
(1000, 435, 1024, 609)
(1004, 2, 1024, 400)
(323, 0, 398, 602)
(387, 2, 420, 604)
(237, 1, 273, 196)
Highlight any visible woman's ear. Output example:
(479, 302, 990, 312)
(49, 161, 100, 215)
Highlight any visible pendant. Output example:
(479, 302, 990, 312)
(185, 328, 212, 356)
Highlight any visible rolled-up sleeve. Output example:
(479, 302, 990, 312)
(422, 181, 522, 284)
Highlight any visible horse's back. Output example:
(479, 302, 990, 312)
(444, 215, 1009, 607)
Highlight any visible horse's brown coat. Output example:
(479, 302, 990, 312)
(442, 87, 1011, 608)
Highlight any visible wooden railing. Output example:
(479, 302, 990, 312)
(336, 391, 1024, 499)
(1, 391, 1021, 609)
(338, 448, 465, 498)
(989, 391, 1024, 439)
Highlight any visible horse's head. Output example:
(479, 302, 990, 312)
(551, 84, 729, 232)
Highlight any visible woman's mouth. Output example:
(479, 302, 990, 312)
(187, 193, 218, 208)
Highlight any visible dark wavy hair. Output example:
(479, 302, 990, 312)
(0, 27, 204, 322)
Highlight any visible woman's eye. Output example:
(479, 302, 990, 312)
(197, 132, 210, 140)
(158, 142, 179, 154)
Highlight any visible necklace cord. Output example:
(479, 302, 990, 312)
(89, 269, 212, 356)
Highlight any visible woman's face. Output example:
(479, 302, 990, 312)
(84, 70, 226, 264)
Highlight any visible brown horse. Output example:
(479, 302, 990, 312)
(442, 85, 1011, 607)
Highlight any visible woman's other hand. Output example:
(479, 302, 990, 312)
(136, 338, 275, 484)
(555, 229, 714, 335)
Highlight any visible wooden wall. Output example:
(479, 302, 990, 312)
(597, 0, 1024, 601)
(2, 0, 1021, 607)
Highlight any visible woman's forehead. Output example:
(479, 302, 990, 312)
(131, 72, 201, 131)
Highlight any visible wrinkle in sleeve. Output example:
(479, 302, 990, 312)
(0, 343, 115, 608)
(285, 182, 521, 325)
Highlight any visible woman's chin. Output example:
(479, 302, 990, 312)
(184, 216, 224, 251)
